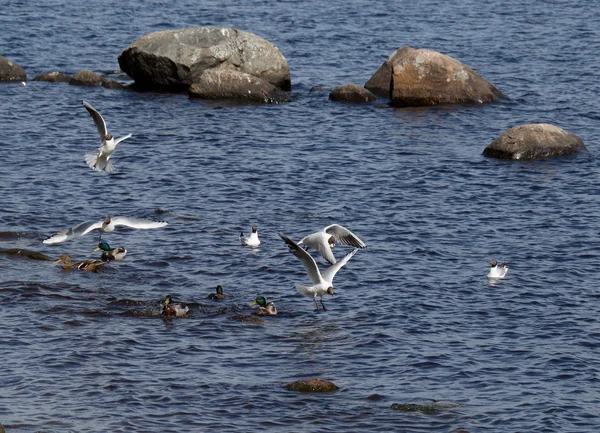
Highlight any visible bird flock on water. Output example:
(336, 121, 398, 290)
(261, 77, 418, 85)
(40, 100, 509, 318)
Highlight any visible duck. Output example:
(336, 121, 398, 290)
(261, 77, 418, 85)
(53, 253, 106, 272)
(207, 285, 226, 299)
(298, 224, 366, 264)
(240, 225, 261, 247)
(93, 241, 127, 261)
(161, 295, 189, 317)
(248, 296, 277, 316)
(488, 259, 509, 279)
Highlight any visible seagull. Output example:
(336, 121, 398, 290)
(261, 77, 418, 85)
(240, 225, 261, 247)
(298, 224, 366, 264)
(43, 216, 168, 244)
(488, 259, 509, 279)
(279, 232, 358, 311)
(82, 100, 132, 173)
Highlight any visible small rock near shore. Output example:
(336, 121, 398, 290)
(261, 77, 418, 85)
(69, 69, 104, 86)
(285, 378, 339, 392)
(33, 71, 72, 82)
(0, 56, 26, 81)
(329, 84, 376, 103)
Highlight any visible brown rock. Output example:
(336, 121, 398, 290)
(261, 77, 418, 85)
(70, 69, 105, 86)
(483, 124, 586, 160)
(0, 56, 26, 81)
(329, 84, 376, 103)
(365, 46, 503, 106)
(118, 27, 291, 92)
(102, 80, 128, 90)
(227, 315, 264, 324)
(189, 69, 291, 103)
(33, 71, 72, 82)
(285, 378, 339, 392)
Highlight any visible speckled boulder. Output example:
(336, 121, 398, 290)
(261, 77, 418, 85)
(70, 69, 104, 86)
(118, 27, 291, 92)
(33, 71, 72, 83)
(483, 124, 586, 160)
(189, 69, 291, 103)
(0, 56, 26, 81)
(285, 378, 339, 392)
(365, 46, 503, 106)
(329, 84, 376, 103)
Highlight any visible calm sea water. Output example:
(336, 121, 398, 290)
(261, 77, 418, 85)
(1, 1, 600, 432)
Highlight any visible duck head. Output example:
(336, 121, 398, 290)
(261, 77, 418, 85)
(249, 295, 267, 307)
(94, 241, 111, 252)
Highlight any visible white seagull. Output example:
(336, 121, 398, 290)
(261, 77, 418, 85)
(43, 216, 168, 244)
(82, 100, 132, 173)
(298, 224, 366, 264)
(279, 232, 358, 311)
(240, 225, 260, 247)
(488, 259, 509, 279)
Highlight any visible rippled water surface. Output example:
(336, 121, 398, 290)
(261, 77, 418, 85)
(2, 1, 600, 432)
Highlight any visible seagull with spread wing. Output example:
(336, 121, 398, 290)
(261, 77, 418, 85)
(82, 100, 132, 173)
(43, 216, 168, 244)
(279, 232, 358, 311)
(298, 224, 366, 264)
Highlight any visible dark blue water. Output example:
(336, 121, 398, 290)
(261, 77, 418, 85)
(2, 1, 600, 432)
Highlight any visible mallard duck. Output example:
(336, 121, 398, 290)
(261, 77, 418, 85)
(488, 259, 509, 279)
(161, 295, 189, 317)
(240, 225, 261, 247)
(53, 253, 106, 272)
(207, 284, 225, 299)
(93, 241, 127, 261)
(298, 224, 366, 264)
(248, 296, 277, 316)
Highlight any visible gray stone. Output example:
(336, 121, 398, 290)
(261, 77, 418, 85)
(285, 378, 339, 392)
(0, 56, 26, 81)
(365, 46, 503, 106)
(483, 124, 586, 160)
(189, 69, 290, 103)
(69, 69, 104, 86)
(118, 27, 291, 92)
(33, 71, 72, 82)
(329, 84, 376, 102)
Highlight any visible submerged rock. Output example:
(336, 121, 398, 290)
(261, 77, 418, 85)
(390, 401, 460, 413)
(365, 46, 503, 106)
(0, 248, 51, 261)
(0, 56, 26, 81)
(329, 84, 376, 103)
(227, 315, 264, 324)
(33, 71, 72, 82)
(118, 27, 291, 94)
(285, 378, 339, 392)
(483, 124, 586, 160)
(70, 69, 104, 86)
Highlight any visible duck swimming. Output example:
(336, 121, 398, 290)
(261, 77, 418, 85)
(161, 295, 189, 317)
(207, 285, 226, 299)
(249, 296, 277, 316)
(53, 253, 106, 272)
(488, 259, 509, 279)
(93, 241, 127, 261)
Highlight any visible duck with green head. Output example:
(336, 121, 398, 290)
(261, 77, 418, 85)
(53, 253, 106, 272)
(161, 295, 189, 317)
(93, 241, 127, 261)
(249, 296, 277, 316)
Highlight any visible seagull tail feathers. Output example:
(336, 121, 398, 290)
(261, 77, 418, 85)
(85, 152, 102, 172)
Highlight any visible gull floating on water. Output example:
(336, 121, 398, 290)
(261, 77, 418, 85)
(298, 224, 366, 264)
(279, 232, 358, 311)
(43, 216, 168, 244)
(488, 259, 509, 279)
(82, 100, 131, 173)
(240, 225, 261, 247)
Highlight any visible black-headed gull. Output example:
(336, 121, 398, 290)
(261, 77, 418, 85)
(487, 259, 509, 279)
(240, 225, 260, 247)
(43, 216, 168, 244)
(298, 224, 366, 264)
(279, 232, 358, 311)
(82, 100, 132, 173)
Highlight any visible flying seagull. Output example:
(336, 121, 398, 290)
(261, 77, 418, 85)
(43, 216, 168, 244)
(298, 224, 366, 264)
(279, 232, 358, 311)
(82, 100, 132, 173)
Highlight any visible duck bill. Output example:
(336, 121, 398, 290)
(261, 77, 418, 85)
(248, 300, 258, 307)
(93, 246, 101, 252)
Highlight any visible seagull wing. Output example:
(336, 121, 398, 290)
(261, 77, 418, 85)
(278, 233, 322, 284)
(314, 240, 337, 265)
(321, 248, 358, 283)
(325, 224, 367, 248)
(43, 219, 104, 244)
(82, 100, 108, 137)
(110, 216, 168, 230)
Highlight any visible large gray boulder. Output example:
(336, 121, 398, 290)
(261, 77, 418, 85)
(118, 27, 291, 93)
(483, 124, 586, 160)
(0, 56, 26, 81)
(365, 47, 503, 106)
